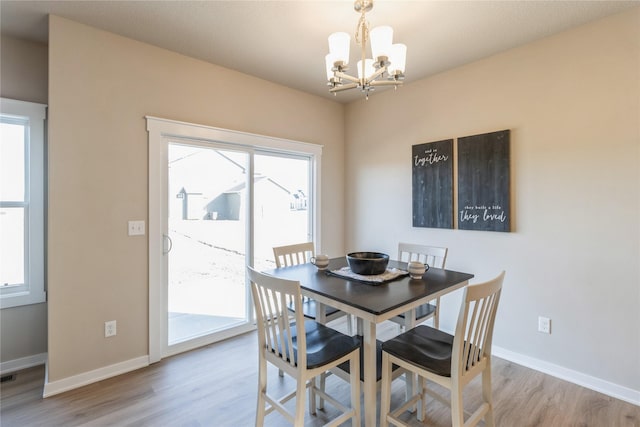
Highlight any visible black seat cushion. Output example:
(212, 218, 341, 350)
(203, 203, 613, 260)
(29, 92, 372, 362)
(279, 320, 361, 369)
(395, 303, 436, 321)
(381, 325, 454, 377)
(287, 298, 341, 320)
(301, 298, 341, 319)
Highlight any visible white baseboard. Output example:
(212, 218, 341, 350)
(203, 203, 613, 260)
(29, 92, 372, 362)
(42, 356, 149, 398)
(0, 353, 47, 375)
(493, 346, 640, 406)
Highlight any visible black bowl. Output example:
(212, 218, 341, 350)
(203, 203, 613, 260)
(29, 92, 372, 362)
(346, 252, 390, 275)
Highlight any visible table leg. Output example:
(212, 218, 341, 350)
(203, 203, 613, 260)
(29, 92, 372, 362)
(315, 300, 326, 324)
(362, 320, 377, 427)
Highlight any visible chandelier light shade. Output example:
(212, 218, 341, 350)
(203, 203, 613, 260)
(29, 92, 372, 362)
(369, 25, 393, 61)
(325, 0, 406, 99)
(325, 54, 335, 80)
(357, 59, 375, 80)
(388, 43, 407, 76)
(328, 32, 351, 66)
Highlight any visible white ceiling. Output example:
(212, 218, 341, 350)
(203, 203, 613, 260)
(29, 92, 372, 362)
(1, 1, 637, 103)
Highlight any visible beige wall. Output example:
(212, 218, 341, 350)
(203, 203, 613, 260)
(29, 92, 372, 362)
(345, 8, 639, 393)
(0, 35, 48, 364)
(47, 16, 345, 381)
(0, 36, 48, 104)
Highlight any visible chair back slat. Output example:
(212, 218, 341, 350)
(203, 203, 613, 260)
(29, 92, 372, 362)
(454, 271, 504, 377)
(273, 242, 315, 268)
(256, 281, 281, 360)
(465, 295, 492, 370)
(398, 243, 448, 268)
(248, 267, 306, 370)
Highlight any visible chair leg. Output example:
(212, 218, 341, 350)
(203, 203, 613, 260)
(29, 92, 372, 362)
(346, 315, 354, 335)
(256, 361, 267, 427)
(418, 376, 427, 421)
(350, 352, 361, 425)
(396, 323, 403, 335)
(433, 297, 440, 329)
(482, 363, 495, 427)
(316, 372, 326, 409)
(405, 372, 417, 413)
(294, 377, 307, 426)
(309, 377, 317, 415)
(379, 352, 392, 427)
(451, 382, 464, 427)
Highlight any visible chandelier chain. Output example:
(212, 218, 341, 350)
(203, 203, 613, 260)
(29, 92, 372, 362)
(355, 12, 369, 47)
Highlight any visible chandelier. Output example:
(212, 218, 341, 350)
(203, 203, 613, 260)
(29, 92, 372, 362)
(325, 0, 406, 99)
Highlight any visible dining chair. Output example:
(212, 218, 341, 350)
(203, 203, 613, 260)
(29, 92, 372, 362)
(247, 266, 361, 427)
(379, 271, 505, 427)
(272, 242, 354, 404)
(273, 242, 353, 335)
(389, 243, 448, 331)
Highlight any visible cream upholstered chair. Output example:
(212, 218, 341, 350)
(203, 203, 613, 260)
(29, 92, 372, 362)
(390, 243, 448, 331)
(247, 266, 361, 427)
(380, 271, 505, 427)
(273, 242, 352, 334)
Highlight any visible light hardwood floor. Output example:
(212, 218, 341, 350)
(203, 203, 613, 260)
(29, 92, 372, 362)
(1, 324, 639, 427)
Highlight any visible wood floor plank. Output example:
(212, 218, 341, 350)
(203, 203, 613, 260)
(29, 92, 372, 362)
(1, 326, 638, 426)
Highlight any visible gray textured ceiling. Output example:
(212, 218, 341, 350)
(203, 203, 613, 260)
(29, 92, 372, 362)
(1, 1, 637, 103)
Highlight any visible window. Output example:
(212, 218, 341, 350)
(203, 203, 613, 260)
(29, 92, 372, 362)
(1, 98, 46, 308)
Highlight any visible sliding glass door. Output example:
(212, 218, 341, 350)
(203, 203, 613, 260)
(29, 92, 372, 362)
(150, 123, 317, 358)
(167, 143, 251, 349)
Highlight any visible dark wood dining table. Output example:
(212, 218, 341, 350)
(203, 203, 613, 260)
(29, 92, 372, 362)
(264, 257, 474, 427)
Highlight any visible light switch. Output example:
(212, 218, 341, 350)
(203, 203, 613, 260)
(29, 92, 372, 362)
(128, 220, 145, 236)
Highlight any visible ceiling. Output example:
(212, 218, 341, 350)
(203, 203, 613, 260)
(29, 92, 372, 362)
(1, 1, 637, 103)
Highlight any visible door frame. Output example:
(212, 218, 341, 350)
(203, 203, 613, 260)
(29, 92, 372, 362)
(146, 116, 322, 363)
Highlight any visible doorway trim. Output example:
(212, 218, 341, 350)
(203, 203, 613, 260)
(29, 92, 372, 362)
(146, 116, 322, 363)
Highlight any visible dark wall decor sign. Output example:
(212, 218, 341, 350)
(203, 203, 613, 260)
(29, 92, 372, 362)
(412, 139, 454, 229)
(457, 129, 510, 232)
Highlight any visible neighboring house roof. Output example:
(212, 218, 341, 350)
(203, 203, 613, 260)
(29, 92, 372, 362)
(224, 174, 291, 195)
(170, 148, 295, 200)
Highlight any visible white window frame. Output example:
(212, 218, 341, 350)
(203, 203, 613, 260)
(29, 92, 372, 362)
(0, 98, 46, 308)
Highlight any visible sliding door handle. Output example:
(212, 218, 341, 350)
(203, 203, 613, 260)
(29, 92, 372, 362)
(163, 234, 173, 255)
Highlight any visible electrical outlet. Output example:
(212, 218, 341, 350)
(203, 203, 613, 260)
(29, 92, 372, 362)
(128, 220, 145, 236)
(105, 320, 117, 337)
(538, 316, 551, 334)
